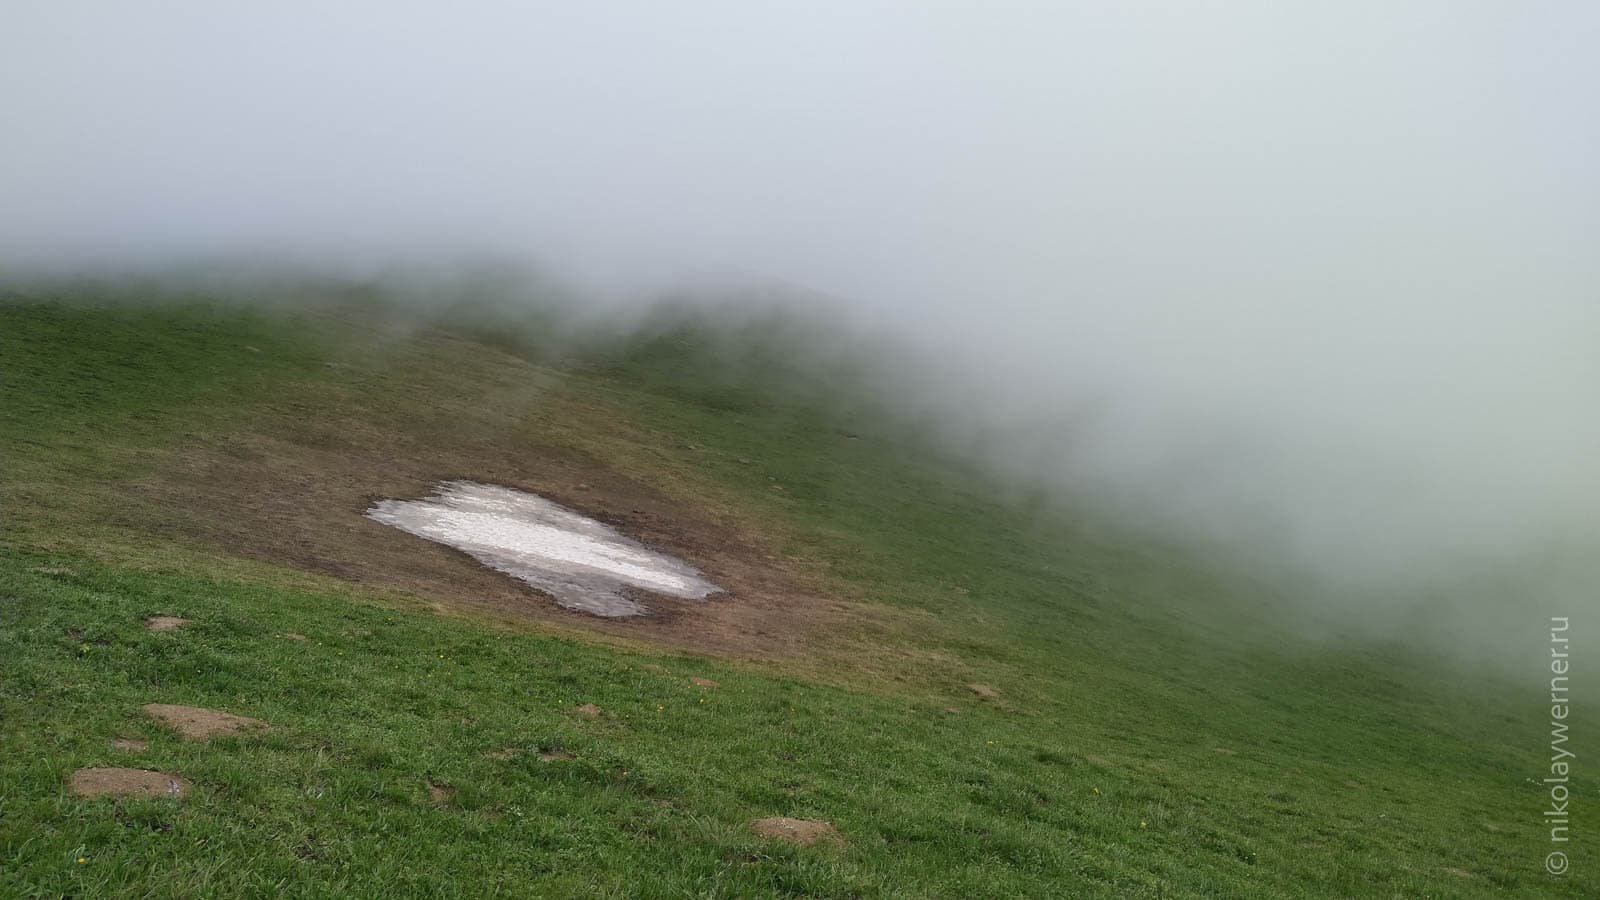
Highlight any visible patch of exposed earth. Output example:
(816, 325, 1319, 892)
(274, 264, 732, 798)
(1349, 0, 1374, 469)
(749, 817, 842, 847)
(70, 767, 190, 798)
(143, 703, 268, 741)
(132, 372, 857, 660)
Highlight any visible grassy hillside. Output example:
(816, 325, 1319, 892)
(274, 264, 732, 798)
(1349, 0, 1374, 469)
(1, 291, 1591, 897)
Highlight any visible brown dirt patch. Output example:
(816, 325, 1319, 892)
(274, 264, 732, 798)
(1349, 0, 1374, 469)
(428, 783, 456, 804)
(110, 737, 148, 751)
(143, 703, 268, 741)
(129, 355, 860, 662)
(69, 767, 190, 798)
(690, 677, 720, 689)
(967, 683, 999, 700)
(144, 616, 190, 631)
(539, 749, 575, 762)
(276, 632, 307, 641)
(574, 703, 601, 719)
(750, 817, 842, 847)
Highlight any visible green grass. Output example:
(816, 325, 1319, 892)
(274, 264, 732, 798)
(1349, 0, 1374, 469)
(1, 292, 1592, 897)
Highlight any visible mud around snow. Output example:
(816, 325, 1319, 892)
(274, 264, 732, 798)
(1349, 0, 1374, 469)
(750, 817, 842, 847)
(70, 767, 190, 798)
(143, 703, 268, 740)
(134, 384, 859, 662)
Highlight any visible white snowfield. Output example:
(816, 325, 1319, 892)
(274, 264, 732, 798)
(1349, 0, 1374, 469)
(366, 481, 721, 617)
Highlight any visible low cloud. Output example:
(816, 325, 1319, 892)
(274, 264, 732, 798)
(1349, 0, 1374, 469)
(5, 3, 1596, 649)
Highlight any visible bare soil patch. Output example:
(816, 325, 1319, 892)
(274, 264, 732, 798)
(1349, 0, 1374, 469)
(110, 737, 148, 751)
(967, 683, 999, 700)
(131, 369, 855, 661)
(574, 703, 601, 719)
(690, 677, 720, 689)
(144, 616, 190, 631)
(750, 817, 842, 847)
(143, 703, 268, 741)
(70, 767, 190, 798)
(428, 783, 456, 804)
(276, 632, 307, 641)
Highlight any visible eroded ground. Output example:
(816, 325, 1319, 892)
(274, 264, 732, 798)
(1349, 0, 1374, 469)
(127, 343, 860, 659)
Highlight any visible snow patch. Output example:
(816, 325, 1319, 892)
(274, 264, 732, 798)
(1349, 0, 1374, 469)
(366, 481, 720, 617)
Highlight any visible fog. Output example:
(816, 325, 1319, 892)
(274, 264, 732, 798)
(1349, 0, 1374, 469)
(5, 3, 1597, 641)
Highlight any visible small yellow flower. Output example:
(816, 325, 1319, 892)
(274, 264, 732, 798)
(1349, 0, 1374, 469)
(77, 857, 86, 864)
(1093, 787, 1100, 795)
(1141, 821, 1147, 828)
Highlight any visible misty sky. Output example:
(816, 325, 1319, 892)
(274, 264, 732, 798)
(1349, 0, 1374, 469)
(4, 3, 1597, 609)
